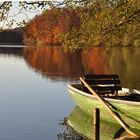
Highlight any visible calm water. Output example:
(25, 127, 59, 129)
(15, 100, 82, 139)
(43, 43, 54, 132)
(0, 45, 140, 140)
(0, 46, 75, 140)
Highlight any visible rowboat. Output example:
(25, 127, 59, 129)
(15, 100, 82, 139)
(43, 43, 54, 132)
(67, 75, 140, 135)
(67, 106, 140, 140)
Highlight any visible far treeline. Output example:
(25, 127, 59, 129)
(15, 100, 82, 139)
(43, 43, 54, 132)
(24, 0, 140, 51)
(0, 28, 23, 45)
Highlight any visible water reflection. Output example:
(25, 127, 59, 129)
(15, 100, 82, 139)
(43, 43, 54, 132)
(0, 45, 23, 57)
(24, 46, 85, 81)
(0, 46, 76, 140)
(59, 106, 139, 140)
(24, 46, 140, 89)
(105, 48, 140, 89)
(57, 116, 87, 140)
(59, 106, 123, 140)
(23, 46, 106, 81)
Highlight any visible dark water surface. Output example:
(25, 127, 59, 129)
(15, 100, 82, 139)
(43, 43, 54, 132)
(0, 45, 140, 140)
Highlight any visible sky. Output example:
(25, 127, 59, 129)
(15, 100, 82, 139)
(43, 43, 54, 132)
(0, 1, 62, 29)
(0, 1, 43, 29)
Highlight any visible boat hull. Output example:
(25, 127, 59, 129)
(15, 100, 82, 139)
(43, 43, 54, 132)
(67, 84, 140, 135)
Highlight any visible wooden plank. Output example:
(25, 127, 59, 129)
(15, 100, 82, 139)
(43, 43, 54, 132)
(85, 79, 121, 85)
(93, 108, 100, 140)
(85, 74, 119, 79)
(82, 87, 115, 94)
(83, 85, 122, 91)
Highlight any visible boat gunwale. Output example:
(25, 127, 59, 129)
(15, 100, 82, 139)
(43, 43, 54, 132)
(67, 84, 140, 106)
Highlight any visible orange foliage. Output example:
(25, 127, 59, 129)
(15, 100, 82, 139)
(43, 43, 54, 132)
(24, 8, 80, 46)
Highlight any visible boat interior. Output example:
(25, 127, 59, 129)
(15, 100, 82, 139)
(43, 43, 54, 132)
(75, 74, 140, 102)
(73, 84, 140, 102)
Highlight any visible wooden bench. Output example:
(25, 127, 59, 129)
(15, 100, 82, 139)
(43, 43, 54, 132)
(81, 74, 122, 95)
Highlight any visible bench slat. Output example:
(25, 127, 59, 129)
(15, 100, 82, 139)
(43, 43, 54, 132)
(85, 79, 121, 85)
(83, 85, 122, 91)
(82, 74, 122, 94)
(82, 88, 116, 94)
(85, 74, 119, 79)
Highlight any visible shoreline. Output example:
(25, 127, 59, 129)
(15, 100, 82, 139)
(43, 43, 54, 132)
(0, 43, 24, 45)
(0, 44, 24, 49)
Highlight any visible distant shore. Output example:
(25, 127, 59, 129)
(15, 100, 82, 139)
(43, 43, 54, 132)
(0, 27, 24, 46)
(0, 43, 24, 45)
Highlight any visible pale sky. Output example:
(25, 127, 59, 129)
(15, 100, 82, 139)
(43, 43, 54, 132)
(0, 1, 63, 29)
(0, 1, 44, 29)
(0, 0, 63, 29)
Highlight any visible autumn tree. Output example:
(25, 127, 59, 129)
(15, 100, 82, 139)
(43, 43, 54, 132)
(24, 8, 80, 46)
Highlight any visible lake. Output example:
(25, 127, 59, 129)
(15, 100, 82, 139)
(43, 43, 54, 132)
(0, 45, 140, 140)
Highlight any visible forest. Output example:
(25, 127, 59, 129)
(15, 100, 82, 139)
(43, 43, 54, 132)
(0, 0, 140, 50)
(0, 28, 23, 44)
(23, 0, 140, 51)
(24, 8, 79, 46)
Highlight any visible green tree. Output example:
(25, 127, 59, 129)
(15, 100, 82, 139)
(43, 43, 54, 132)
(60, 0, 140, 50)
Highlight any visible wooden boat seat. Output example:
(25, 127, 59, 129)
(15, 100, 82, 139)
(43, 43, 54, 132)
(81, 74, 122, 95)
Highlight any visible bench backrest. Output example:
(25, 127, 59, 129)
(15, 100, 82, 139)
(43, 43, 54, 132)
(82, 74, 122, 95)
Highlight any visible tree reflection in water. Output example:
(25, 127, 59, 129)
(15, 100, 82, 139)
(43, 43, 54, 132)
(23, 46, 105, 81)
(57, 117, 88, 140)
(24, 46, 140, 89)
